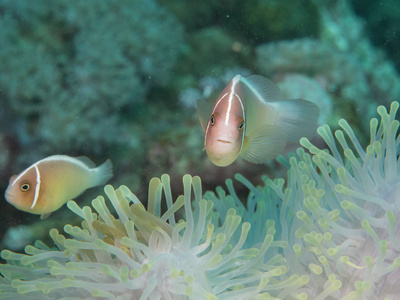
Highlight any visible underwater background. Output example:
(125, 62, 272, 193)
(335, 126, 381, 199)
(0, 0, 400, 299)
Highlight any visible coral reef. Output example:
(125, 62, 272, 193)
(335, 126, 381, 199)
(350, 0, 400, 71)
(1, 100, 399, 298)
(256, 0, 400, 133)
(0, 0, 183, 154)
(312, 0, 400, 106)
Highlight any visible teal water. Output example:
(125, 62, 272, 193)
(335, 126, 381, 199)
(0, 1, 399, 298)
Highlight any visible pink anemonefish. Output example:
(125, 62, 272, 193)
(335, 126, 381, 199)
(197, 74, 320, 167)
(4, 155, 113, 219)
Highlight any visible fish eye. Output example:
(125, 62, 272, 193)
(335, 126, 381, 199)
(210, 114, 215, 126)
(20, 183, 30, 192)
(238, 121, 244, 131)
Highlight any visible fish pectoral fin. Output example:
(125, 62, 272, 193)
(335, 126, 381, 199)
(40, 212, 51, 219)
(240, 125, 287, 164)
(196, 97, 214, 132)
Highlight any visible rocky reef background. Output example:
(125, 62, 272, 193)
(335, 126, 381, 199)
(0, 0, 399, 253)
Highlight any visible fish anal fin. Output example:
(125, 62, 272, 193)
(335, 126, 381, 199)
(241, 125, 287, 164)
(40, 212, 51, 219)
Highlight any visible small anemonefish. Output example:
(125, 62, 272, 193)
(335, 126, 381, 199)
(197, 74, 320, 167)
(4, 155, 113, 219)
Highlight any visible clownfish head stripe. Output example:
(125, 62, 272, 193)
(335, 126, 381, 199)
(10, 166, 31, 187)
(31, 164, 41, 209)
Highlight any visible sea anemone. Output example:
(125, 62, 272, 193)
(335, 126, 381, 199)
(0, 175, 292, 299)
(204, 102, 400, 299)
(266, 101, 400, 298)
(1, 102, 399, 299)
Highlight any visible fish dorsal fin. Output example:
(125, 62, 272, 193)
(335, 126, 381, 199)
(240, 124, 287, 164)
(40, 155, 96, 169)
(196, 97, 214, 132)
(240, 75, 284, 103)
(274, 99, 320, 143)
(75, 156, 96, 168)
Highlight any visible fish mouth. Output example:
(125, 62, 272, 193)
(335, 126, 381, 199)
(216, 139, 232, 144)
(4, 192, 14, 203)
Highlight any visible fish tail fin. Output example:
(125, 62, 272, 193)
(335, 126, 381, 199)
(92, 159, 113, 187)
(275, 99, 320, 143)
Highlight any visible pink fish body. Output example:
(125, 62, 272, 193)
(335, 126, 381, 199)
(197, 75, 320, 167)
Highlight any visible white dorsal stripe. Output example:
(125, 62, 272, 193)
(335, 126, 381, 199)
(240, 76, 264, 102)
(11, 155, 94, 188)
(30, 164, 41, 209)
(39, 155, 94, 171)
(11, 165, 33, 187)
(225, 76, 240, 125)
(239, 75, 283, 102)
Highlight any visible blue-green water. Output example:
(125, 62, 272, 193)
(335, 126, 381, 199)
(0, 1, 399, 299)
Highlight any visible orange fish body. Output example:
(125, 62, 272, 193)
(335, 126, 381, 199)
(5, 155, 113, 218)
